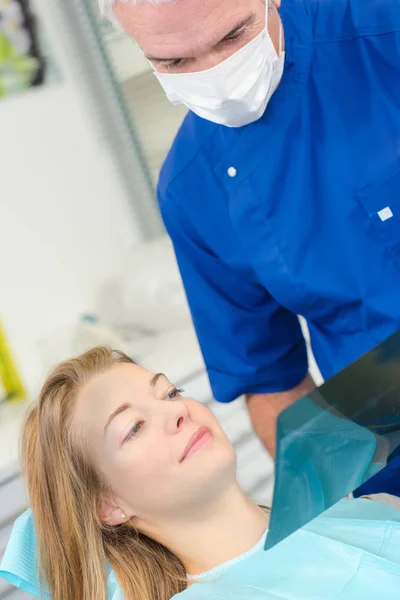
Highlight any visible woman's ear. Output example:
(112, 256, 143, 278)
(98, 496, 130, 525)
(274, 0, 282, 8)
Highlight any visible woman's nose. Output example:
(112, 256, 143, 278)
(164, 401, 189, 434)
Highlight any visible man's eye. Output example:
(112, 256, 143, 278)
(164, 59, 185, 71)
(224, 33, 242, 43)
(166, 388, 184, 400)
(222, 28, 247, 45)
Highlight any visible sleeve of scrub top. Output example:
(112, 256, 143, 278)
(160, 191, 309, 404)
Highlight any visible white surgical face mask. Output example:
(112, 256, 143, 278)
(152, 3, 285, 127)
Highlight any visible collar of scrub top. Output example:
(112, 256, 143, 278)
(266, 329, 400, 550)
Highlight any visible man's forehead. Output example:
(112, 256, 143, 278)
(113, 0, 253, 42)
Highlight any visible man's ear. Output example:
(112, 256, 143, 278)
(274, 0, 282, 8)
(98, 496, 130, 526)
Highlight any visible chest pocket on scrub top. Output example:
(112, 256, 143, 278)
(356, 161, 400, 270)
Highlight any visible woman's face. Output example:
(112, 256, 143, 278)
(74, 363, 236, 524)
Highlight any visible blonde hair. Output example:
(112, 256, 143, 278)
(21, 346, 187, 600)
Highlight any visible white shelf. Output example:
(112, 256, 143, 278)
(104, 30, 152, 83)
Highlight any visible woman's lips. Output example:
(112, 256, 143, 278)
(181, 426, 213, 461)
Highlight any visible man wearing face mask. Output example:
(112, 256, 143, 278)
(101, 0, 400, 460)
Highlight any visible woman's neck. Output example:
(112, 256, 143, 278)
(147, 486, 270, 577)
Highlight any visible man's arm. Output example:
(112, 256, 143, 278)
(246, 373, 316, 458)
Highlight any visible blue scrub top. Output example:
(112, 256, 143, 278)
(158, 0, 400, 403)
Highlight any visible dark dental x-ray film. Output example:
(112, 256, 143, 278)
(266, 329, 400, 549)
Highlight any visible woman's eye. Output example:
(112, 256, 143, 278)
(124, 421, 143, 443)
(166, 388, 184, 400)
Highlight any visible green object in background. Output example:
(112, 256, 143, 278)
(0, 30, 39, 98)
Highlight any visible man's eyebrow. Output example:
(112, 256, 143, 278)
(217, 15, 256, 45)
(145, 15, 255, 63)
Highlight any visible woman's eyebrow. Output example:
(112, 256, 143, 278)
(104, 403, 131, 434)
(103, 374, 169, 434)
(149, 372, 167, 388)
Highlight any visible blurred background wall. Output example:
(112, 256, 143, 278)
(0, 0, 167, 394)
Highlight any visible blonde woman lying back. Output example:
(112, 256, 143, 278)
(1, 347, 400, 600)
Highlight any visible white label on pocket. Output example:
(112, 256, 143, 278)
(377, 207, 393, 222)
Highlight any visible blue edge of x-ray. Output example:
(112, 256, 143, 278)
(266, 328, 400, 550)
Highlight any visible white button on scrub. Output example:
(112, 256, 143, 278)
(227, 166, 237, 178)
